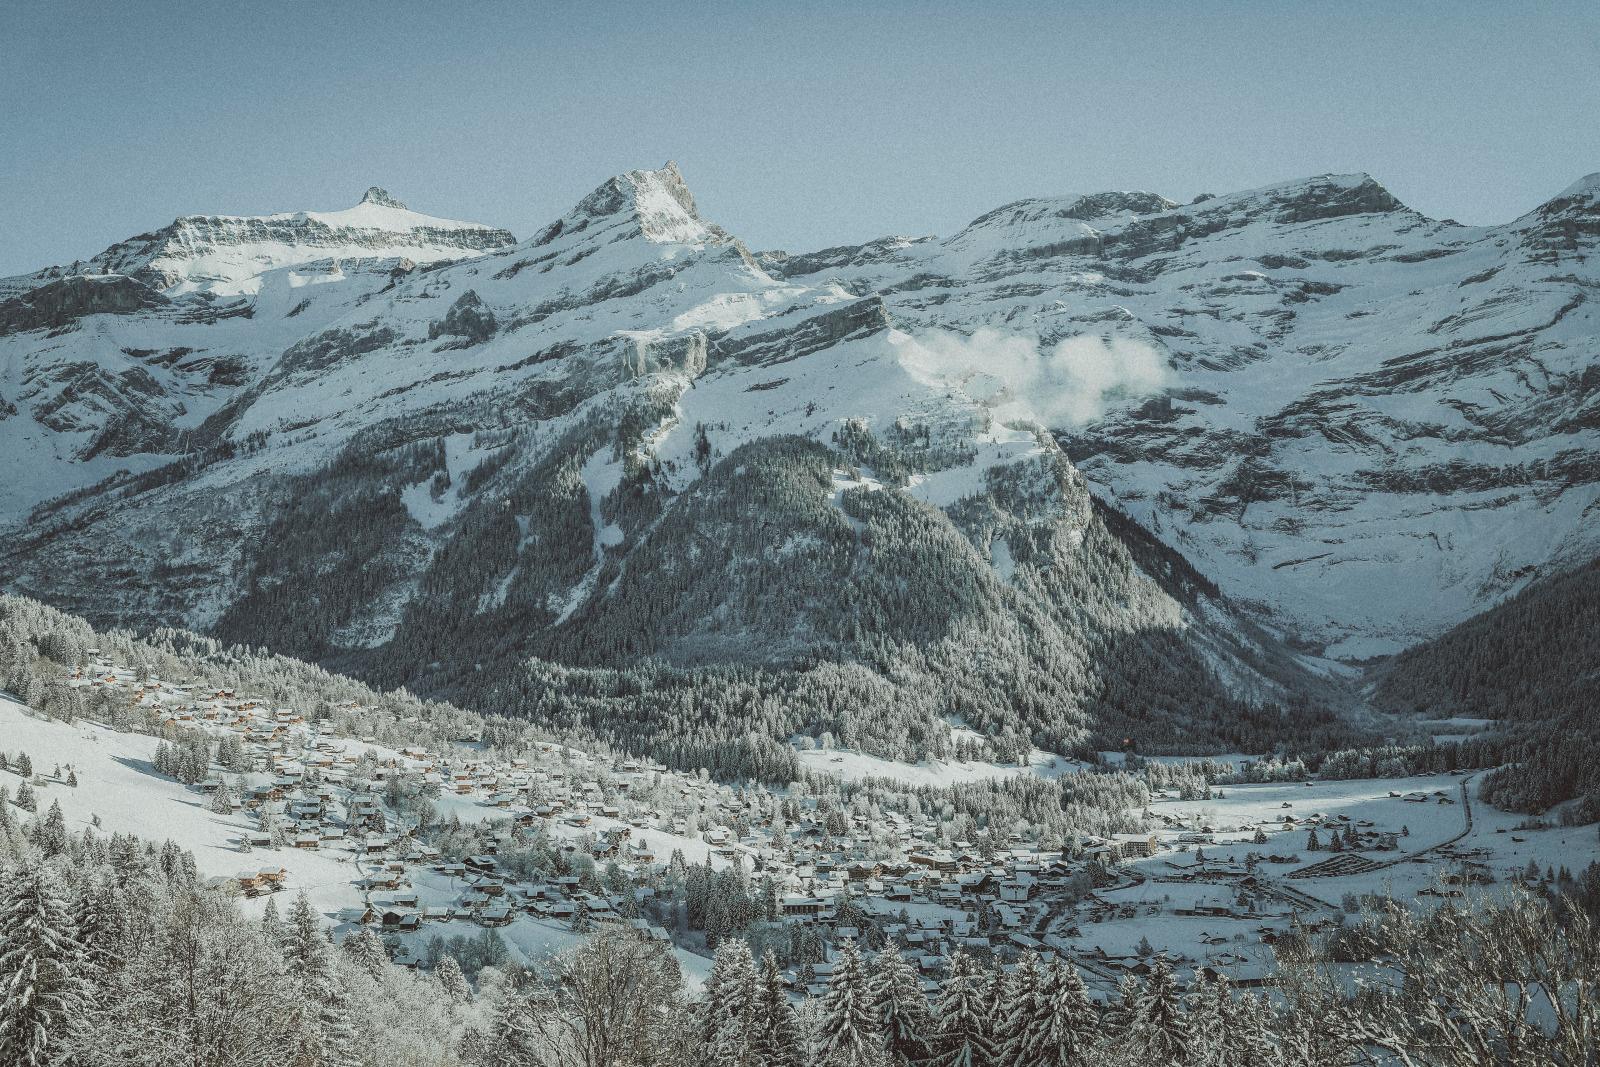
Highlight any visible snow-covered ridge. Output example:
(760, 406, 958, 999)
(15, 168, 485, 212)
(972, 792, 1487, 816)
(526, 160, 733, 253)
(756, 168, 1600, 656)
(2, 186, 516, 299)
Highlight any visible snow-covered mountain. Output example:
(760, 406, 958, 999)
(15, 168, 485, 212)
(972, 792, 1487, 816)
(1, 161, 1594, 754)
(0, 163, 1325, 758)
(1, 185, 515, 300)
(0, 187, 514, 517)
(761, 172, 1600, 657)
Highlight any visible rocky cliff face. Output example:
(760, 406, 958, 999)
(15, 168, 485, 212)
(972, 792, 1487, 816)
(0, 273, 169, 335)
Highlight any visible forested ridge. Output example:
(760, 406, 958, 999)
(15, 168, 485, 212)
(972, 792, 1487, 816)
(205, 414, 1355, 777)
(1371, 555, 1600, 722)
(1368, 555, 1600, 818)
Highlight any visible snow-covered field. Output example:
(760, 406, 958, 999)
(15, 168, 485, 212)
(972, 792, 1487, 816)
(794, 718, 1089, 787)
(795, 743, 1083, 788)
(0, 695, 720, 982)
(0, 695, 356, 896)
(1045, 770, 1599, 991)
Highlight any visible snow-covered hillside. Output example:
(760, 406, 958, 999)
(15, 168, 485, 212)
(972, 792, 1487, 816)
(1, 163, 1317, 761)
(761, 173, 1600, 656)
(0, 683, 724, 982)
(2, 161, 1596, 757)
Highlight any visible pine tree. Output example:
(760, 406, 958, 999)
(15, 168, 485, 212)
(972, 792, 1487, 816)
(1306, 828, 1321, 851)
(996, 951, 1049, 1066)
(284, 891, 350, 1065)
(1107, 974, 1140, 1034)
(208, 782, 234, 815)
(871, 945, 932, 1066)
(16, 753, 32, 778)
(15, 781, 37, 814)
(436, 953, 472, 1004)
(751, 950, 804, 1067)
(933, 953, 990, 1067)
(1035, 958, 1091, 1066)
(284, 891, 329, 991)
(1185, 971, 1241, 1064)
(0, 861, 93, 1067)
(72, 871, 123, 974)
(815, 940, 885, 1067)
(1132, 957, 1188, 1063)
(36, 801, 68, 858)
(341, 926, 389, 980)
(976, 967, 1005, 1061)
(703, 937, 758, 1066)
(260, 896, 284, 945)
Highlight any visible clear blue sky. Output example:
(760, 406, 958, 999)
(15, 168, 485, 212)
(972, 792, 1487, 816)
(3, 1, 1596, 276)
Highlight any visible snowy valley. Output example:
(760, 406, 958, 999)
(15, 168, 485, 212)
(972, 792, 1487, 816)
(2, 158, 1599, 1067)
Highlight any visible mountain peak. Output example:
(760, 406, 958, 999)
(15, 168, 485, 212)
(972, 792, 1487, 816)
(360, 186, 408, 210)
(1058, 190, 1179, 221)
(1553, 172, 1600, 202)
(564, 161, 725, 245)
(1211, 172, 1408, 223)
(9, 189, 517, 298)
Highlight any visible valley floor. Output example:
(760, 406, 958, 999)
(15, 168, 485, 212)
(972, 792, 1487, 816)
(6, 673, 1593, 1003)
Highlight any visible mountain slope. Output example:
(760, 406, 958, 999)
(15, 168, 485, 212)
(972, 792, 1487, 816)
(762, 173, 1600, 657)
(9, 161, 1596, 763)
(1369, 553, 1600, 723)
(0, 187, 515, 521)
(0, 164, 1334, 767)
(1365, 552, 1600, 816)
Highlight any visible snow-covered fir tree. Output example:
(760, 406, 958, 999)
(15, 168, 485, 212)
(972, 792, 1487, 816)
(932, 953, 991, 1067)
(1130, 957, 1188, 1063)
(751, 949, 806, 1067)
(813, 940, 885, 1067)
(0, 858, 92, 1067)
(703, 937, 759, 1067)
(869, 944, 931, 1066)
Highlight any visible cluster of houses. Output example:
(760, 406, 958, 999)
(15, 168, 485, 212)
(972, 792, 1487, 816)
(68, 655, 1392, 994)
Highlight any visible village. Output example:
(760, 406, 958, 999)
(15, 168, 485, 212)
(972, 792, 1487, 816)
(1, 651, 1587, 1003)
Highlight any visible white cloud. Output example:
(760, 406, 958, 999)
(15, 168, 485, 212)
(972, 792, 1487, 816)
(904, 327, 1169, 427)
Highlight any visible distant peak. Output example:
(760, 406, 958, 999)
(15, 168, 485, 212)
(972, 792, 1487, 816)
(559, 161, 726, 245)
(1554, 172, 1600, 201)
(361, 186, 408, 210)
(1208, 172, 1408, 222)
(1058, 190, 1178, 221)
